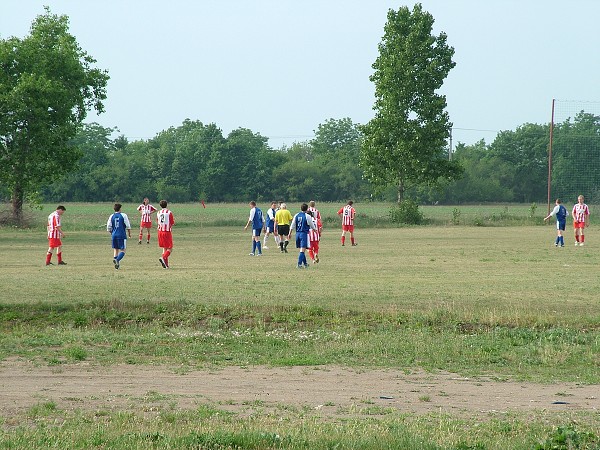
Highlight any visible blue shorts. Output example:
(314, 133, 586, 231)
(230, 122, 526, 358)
(295, 232, 309, 249)
(112, 237, 127, 250)
(252, 228, 262, 237)
(556, 219, 566, 231)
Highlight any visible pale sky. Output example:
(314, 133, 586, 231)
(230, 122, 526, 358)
(2, 1, 598, 149)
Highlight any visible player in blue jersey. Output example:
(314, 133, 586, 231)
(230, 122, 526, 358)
(288, 203, 316, 268)
(107, 203, 132, 269)
(244, 201, 264, 256)
(544, 198, 568, 247)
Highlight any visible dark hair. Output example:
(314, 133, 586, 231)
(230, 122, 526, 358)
(114, 203, 122, 212)
(347, 200, 353, 206)
(249, 201, 256, 207)
(57, 205, 66, 211)
(159, 200, 168, 208)
(301, 203, 308, 212)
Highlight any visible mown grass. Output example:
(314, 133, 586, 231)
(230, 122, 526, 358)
(1, 203, 599, 448)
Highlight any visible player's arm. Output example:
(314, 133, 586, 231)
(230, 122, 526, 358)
(106, 215, 113, 233)
(123, 214, 132, 237)
(244, 209, 254, 230)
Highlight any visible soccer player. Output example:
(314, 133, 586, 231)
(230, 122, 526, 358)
(263, 201, 278, 250)
(337, 200, 357, 246)
(275, 202, 293, 253)
(107, 203, 132, 269)
(137, 197, 157, 244)
(288, 203, 316, 269)
(572, 195, 590, 246)
(156, 200, 175, 268)
(307, 200, 321, 222)
(307, 210, 323, 264)
(244, 201, 264, 256)
(46, 205, 67, 266)
(544, 198, 568, 247)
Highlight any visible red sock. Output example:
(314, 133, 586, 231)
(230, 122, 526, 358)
(46, 252, 52, 264)
(57, 252, 62, 263)
(341, 236, 346, 245)
(146, 233, 151, 242)
(351, 237, 355, 245)
(139, 232, 143, 241)
(575, 235, 580, 242)
(581, 235, 585, 243)
(164, 250, 171, 265)
(308, 249, 314, 260)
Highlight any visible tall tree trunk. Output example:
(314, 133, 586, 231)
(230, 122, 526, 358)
(11, 183, 24, 225)
(397, 179, 405, 204)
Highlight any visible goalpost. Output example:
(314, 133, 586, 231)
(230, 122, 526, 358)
(547, 99, 600, 213)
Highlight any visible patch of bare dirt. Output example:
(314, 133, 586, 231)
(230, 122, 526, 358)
(0, 359, 597, 418)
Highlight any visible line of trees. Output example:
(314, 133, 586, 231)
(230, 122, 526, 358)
(29, 111, 600, 206)
(39, 118, 371, 204)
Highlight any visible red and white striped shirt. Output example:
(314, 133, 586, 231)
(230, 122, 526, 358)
(308, 218, 322, 242)
(338, 205, 355, 226)
(47, 211, 62, 239)
(307, 206, 321, 221)
(572, 203, 590, 223)
(156, 208, 175, 232)
(137, 203, 157, 223)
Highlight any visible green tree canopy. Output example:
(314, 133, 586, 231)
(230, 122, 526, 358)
(360, 3, 462, 203)
(0, 7, 108, 222)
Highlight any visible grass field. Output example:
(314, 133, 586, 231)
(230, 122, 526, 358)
(1, 202, 599, 449)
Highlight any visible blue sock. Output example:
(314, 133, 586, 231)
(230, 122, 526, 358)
(252, 241, 256, 253)
(298, 254, 302, 266)
(560, 236, 564, 246)
(256, 242, 262, 253)
(117, 251, 125, 261)
(555, 237, 560, 245)
(301, 252, 307, 265)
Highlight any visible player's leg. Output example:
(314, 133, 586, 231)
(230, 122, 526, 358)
(139, 225, 143, 244)
(46, 245, 54, 265)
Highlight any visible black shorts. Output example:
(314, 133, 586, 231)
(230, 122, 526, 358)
(277, 224, 290, 236)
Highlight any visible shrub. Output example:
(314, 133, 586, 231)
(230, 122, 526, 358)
(390, 200, 424, 225)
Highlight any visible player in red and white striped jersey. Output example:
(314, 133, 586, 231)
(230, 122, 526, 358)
(307, 212, 322, 264)
(156, 200, 175, 268)
(572, 195, 590, 246)
(337, 200, 357, 246)
(307, 200, 321, 222)
(46, 205, 67, 266)
(137, 198, 157, 244)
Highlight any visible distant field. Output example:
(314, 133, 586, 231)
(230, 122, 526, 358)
(1, 203, 599, 449)
(10, 201, 567, 230)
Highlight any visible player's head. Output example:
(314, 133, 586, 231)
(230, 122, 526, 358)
(309, 200, 316, 207)
(249, 201, 256, 207)
(280, 203, 287, 209)
(56, 205, 66, 214)
(113, 203, 122, 212)
(301, 203, 308, 212)
(159, 200, 168, 208)
(578, 195, 584, 203)
(347, 200, 353, 206)
(271, 201, 277, 208)
(143, 197, 149, 205)
(555, 198, 562, 205)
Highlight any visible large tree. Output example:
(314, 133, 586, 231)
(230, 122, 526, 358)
(0, 8, 108, 223)
(360, 3, 462, 203)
